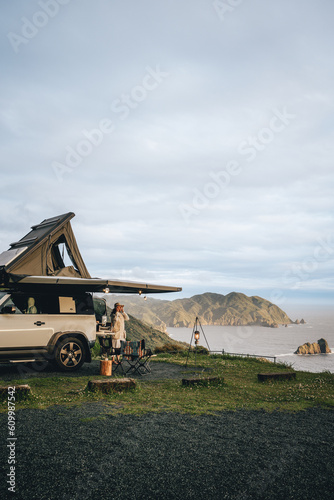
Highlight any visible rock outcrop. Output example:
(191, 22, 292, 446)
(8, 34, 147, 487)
(318, 338, 331, 353)
(261, 321, 279, 328)
(294, 338, 331, 355)
(294, 318, 306, 324)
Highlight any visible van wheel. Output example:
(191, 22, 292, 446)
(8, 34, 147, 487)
(54, 337, 86, 371)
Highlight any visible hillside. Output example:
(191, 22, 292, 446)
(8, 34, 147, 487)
(104, 292, 292, 331)
(125, 314, 186, 350)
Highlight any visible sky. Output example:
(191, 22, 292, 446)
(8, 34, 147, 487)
(0, 0, 333, 313)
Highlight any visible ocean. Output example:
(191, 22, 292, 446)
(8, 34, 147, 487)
(167, 309, 334, 373)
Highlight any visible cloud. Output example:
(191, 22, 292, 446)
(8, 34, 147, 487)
(0, 0, 333, 303)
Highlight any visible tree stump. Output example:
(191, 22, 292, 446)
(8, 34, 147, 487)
(100, 359, 112, 376)
(0, 385, 31, 398)
(257, 372, 296, 382)
(87, 378, 136, 393)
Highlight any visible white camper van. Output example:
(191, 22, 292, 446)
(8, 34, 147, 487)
(0, 213, 181, 371)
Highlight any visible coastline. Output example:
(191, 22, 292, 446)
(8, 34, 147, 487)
(167, 320, 334, 373)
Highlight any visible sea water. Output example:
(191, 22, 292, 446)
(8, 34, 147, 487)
(167, 310, 334, 373)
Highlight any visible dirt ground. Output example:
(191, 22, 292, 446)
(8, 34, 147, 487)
(0, 358, 187, 381)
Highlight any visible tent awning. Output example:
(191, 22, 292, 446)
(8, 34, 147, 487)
(1, 274, 182, 294)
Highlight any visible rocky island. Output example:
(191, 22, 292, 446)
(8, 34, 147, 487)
(294, 338, 331, 355)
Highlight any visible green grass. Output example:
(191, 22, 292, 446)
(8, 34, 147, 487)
(0, 354, 333, 415)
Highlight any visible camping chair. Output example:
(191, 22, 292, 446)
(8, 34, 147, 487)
(135, 339, 153, 374)
(120, 340, 152, 375)
(111, 343, 126, 375)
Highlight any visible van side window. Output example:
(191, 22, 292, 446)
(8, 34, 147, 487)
(0, 292, 94, 315)
(36, 295, 59, 314)
(75, 294, 94, 315)
(10, 293, 58, 314)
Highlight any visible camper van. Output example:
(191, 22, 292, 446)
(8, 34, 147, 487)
(0, 212, 181, 371)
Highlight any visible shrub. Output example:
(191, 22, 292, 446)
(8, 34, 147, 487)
(154, 343, 186, 354)
(91, 339, 101, 359)
(195, 345, 209, 355)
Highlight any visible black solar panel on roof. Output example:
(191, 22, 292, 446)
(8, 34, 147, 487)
(10, 237, 38, 248)
(9, 213, 74, 249)
(31, 216, 61, 229)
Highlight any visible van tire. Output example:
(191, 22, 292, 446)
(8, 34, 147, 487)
(54, 337, 86, 371)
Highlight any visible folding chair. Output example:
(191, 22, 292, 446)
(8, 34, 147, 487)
(120, 341, 140, 375)
(121, 340, 152, 375)
(135, 339, 152, 374)
(112, 342, 126, 374)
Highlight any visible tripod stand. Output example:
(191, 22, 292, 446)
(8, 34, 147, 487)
(185, 316, 211, 368)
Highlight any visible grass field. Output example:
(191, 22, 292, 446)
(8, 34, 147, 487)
(1, 353, 333, 414)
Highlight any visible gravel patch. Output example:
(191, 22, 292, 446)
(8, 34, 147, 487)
(0, 405, 333, 500)
(0, 360, 188, 381)
(1, 360, 333, 499)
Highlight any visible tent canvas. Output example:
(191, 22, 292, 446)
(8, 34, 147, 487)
(1, 212, 90, 279)
(0, 213, 181, 295)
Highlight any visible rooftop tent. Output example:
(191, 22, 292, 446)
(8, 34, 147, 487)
(0, 212, 182, 295)
(0, 212, 90, 279)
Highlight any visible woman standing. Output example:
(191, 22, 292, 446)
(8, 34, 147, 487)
(111, 302, 129, 361)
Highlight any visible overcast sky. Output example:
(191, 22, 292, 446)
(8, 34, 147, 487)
(1, 0, 333, 311)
